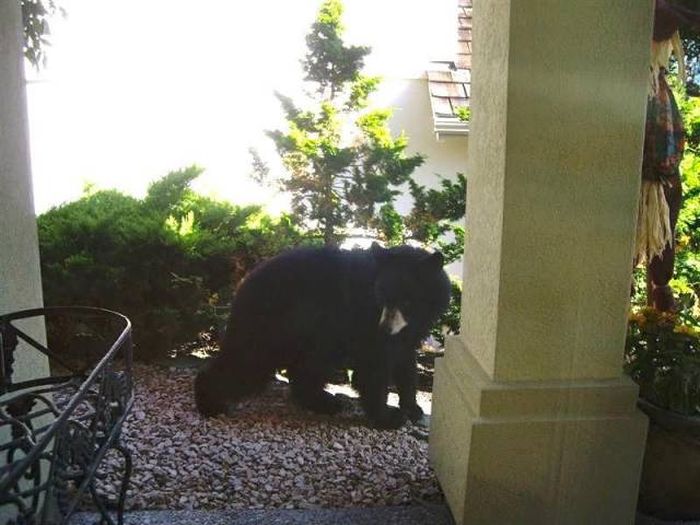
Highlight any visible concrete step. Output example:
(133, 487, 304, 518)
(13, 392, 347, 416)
(70, 504, 454, 525)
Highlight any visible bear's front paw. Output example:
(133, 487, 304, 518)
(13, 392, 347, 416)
(401, 403, 424, 423)
(370, 406, 406, 430)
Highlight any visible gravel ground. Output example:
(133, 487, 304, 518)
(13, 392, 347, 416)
(95, 364, 443, 511)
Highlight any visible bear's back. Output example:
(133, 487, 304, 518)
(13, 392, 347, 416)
(229, 247, 378, 329)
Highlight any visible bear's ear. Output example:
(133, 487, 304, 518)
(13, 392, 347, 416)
(422, 251, 445, 270)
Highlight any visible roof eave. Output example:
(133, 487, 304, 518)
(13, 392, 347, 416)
(434, 118, 469, 138)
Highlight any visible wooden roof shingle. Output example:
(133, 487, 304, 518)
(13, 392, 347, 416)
(426, 0, 472, 136)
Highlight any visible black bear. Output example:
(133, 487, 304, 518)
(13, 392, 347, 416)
(194, 243, 451, 428)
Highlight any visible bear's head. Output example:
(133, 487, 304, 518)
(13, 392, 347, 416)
(370, 243, 452, 338)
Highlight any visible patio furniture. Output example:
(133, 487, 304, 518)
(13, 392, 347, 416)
(0, 307, 133, 524)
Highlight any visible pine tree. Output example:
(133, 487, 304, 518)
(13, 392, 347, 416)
(260, 0, 424, 246)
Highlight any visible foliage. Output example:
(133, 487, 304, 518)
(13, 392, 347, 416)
(432, 278, 462, 344)
(625, 307, 700, 416)
(257, 0, 424, 246)
(677, 0, 700, 95)
(650, 84, 700, 321)
(38, 166, 306, 361)
(20, 0, 64, 69)
(455, 106, 471, 122)
(372, 174, 466, 265)
(408, 175, 466, 264)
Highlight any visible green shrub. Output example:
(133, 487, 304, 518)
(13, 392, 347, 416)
(38, 166, 306, 361)
(625, 307, 700, 416)
(432, 278, 461, 345)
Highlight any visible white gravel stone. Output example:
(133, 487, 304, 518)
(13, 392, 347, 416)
(94, 363, 443, 511)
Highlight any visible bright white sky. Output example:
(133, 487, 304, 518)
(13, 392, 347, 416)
(26, 0, 454, 214)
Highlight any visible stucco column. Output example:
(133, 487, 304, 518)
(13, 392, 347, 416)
(0, 0, 48, 382)
(429, 1, 653, 523)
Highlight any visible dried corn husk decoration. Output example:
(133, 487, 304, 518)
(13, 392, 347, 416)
(635, 180, 673, 265)
(636, 30, 685, 265)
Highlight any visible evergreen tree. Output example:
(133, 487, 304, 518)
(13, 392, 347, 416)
(404, 173, 467, 264)
(259, 0, 424, 246)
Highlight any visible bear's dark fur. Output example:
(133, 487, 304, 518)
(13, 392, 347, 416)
(194, 243, 451, 428)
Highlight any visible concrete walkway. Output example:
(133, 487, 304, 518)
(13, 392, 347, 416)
(637, 515, 700, 525)
(70, 504, 455, 525)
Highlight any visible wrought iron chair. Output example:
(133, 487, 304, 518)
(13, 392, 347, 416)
(0, 307, 134, 524)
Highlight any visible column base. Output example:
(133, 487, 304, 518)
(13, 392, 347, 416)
(429, 336, 648, 524)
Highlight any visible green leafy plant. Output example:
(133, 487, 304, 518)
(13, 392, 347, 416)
(38, 166, 306, 361)
(455, 106, 471, 122)
(625, 307, 700, 416)
(432, 278, 462, 344)
(670, 89, 700, 321)
(403, 174, 466, 265)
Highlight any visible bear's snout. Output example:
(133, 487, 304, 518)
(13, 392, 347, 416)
(379, 306, 408, 335)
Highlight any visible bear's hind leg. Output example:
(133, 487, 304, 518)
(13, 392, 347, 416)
(194, 353, 274, 417)
(288, 368, 342, 415)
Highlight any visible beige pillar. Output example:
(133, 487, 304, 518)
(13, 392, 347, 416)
(430, 1, 653, 523)
(0, 5, 52, 522)
(0, 0, 48, 382)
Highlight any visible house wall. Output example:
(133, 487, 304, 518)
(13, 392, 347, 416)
(0, 0, 49, 383)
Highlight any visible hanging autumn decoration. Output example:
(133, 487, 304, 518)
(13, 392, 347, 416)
(638, 0, 700, 311)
